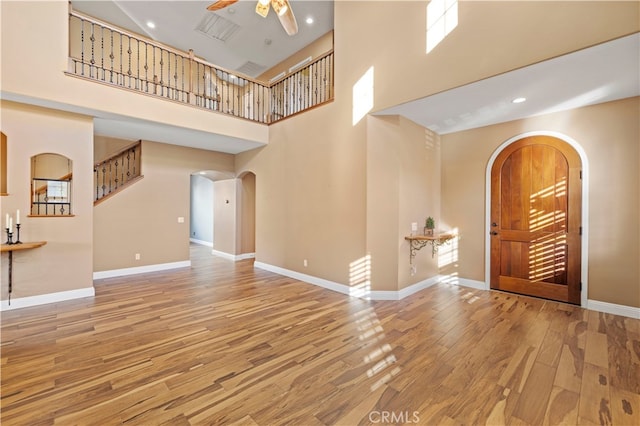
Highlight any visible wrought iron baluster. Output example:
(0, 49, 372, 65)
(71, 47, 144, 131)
(160, 48, 165, 97)
(109, 30, 114, 83)
(89, 23, 95, 78)
(127, 36, 132, 88)
(100, 26, 104, 81)
(114, 158, 119, 189)
(144, 42, 149, 93)
(79, 18, 84, 75)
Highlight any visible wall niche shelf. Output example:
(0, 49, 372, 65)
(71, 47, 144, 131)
(405, 233, 456, 263)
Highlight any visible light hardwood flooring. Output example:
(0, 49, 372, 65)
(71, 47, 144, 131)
(1, 244, 639, 425)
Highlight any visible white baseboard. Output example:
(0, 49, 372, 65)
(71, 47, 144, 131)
(211, 250, 255, 261)
(237, 252, 256, 260)
(254, 262, 446, 301)
(1, 287, 95, 311)
(587, 299, 640, 319)
(254, 261, 352, 296)
(93, 261, 191, 280)
(438, 275, 487, 290)
(190, 238, 213, 247)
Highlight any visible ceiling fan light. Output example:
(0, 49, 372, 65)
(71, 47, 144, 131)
(271, 0, 288, 16)
(256, 0, 270, 18)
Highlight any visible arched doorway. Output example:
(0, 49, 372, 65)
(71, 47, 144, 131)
(489, 134, 583, 305)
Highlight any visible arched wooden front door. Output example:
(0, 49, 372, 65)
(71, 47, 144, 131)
(490, 136, 582, 304)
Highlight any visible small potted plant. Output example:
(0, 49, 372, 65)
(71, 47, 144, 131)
(425, 216, 435, 236)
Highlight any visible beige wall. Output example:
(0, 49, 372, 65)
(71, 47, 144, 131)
(94, 135, 135, 163)
(213, 179, 238, 256)
(93, 140, 234, 271)
(237, 98, 367, 287)
(347, 1, 639, 112)
(366, 115, 441, 291)
(441, 97, 640, 308)
(239, 173, 256, 255)
(0, 101, 94, 300)
(239, 1, 638, 295)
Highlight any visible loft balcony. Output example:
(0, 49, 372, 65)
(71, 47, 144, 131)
(67, 9, 334, 125)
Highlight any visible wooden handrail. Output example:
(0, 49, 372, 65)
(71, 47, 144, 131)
(32, 173, 73, 195)
(268, 49, 335, 86)
(94, 140, 142, 168)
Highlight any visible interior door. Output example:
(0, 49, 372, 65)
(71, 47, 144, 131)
(490, 136, 582, 304)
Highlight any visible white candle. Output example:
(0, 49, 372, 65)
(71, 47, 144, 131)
(16, 209, 20, 225)
(5, 213, 8, 229)
(9, 217, 12, 233)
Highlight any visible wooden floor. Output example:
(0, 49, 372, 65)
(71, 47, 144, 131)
(1, 245, 639, 425)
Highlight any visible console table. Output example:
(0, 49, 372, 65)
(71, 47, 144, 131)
(405, 233, 456, 263)
(1, 241, 47, 304)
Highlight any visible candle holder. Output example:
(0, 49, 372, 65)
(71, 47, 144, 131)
(5, 228, 13, 245)
(15, 224, 22, 244)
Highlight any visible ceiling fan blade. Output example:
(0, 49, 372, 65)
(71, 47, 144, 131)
(206, 0, 238, 12)
(277, 0, 298, 36)
(255, 0, 270, 18)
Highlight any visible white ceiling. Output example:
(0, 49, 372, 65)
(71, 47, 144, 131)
(71, 0, 335, 78)
(376, 33, 640, 134)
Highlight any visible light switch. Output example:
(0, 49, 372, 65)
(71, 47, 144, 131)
(178, 217, 185, 223)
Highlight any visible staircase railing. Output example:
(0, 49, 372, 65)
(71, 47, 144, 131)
(94, 140, 142, 204)
(68, 9, 334, 125)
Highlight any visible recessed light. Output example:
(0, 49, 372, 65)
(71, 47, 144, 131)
(199, 171, 206, 175)
(512, 97, 526, 104)
(229, 75, 237, 79)
(146, 21, 155, 29)
(306, 17, 314, 24)
(227, 7, 235, 14)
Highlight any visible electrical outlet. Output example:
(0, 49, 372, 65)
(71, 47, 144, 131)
(411, 222, 418, 232)
(303, 259, 308, 267)
(178, 217, 185, 223)
(135, 253, 141, 260)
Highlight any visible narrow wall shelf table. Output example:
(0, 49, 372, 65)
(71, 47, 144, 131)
(1, 241, 47, 304)
(405, 233, 456, 263)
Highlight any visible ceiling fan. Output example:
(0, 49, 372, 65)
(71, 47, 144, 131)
(207, 0, 298, 36)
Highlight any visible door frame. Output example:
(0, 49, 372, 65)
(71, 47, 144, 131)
(484, 131, 590, 307)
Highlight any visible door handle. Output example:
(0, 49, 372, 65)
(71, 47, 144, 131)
(491, 222, 498, 227)
(490, 231, 498, 236)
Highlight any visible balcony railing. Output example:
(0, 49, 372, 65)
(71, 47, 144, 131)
(68, 10, 333, 124)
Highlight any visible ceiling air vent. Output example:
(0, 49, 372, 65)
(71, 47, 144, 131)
(236, 61, 267, 77)
(195, 13, 240, 42)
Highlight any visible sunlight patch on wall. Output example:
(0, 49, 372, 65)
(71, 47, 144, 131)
(349, 254, 371, 298)
(352, 66, 374, 126)
(426, 0, 458, 53)
(438, 228, 459, 268)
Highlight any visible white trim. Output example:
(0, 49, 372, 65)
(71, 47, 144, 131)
(190, 238, 213, 247)
(254, 262, 445, 301)
(211, 250, 255, 261)
(397, 275, 443, 299)
(485, 131, 590, 307)
(93, 261, 191, 280)
(587, 300, 640, 319)
(236, 252, 256, 260)
(439, 275, 486, 290)
(254, 261, 352, 296)
(1, 287, 95, 311)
